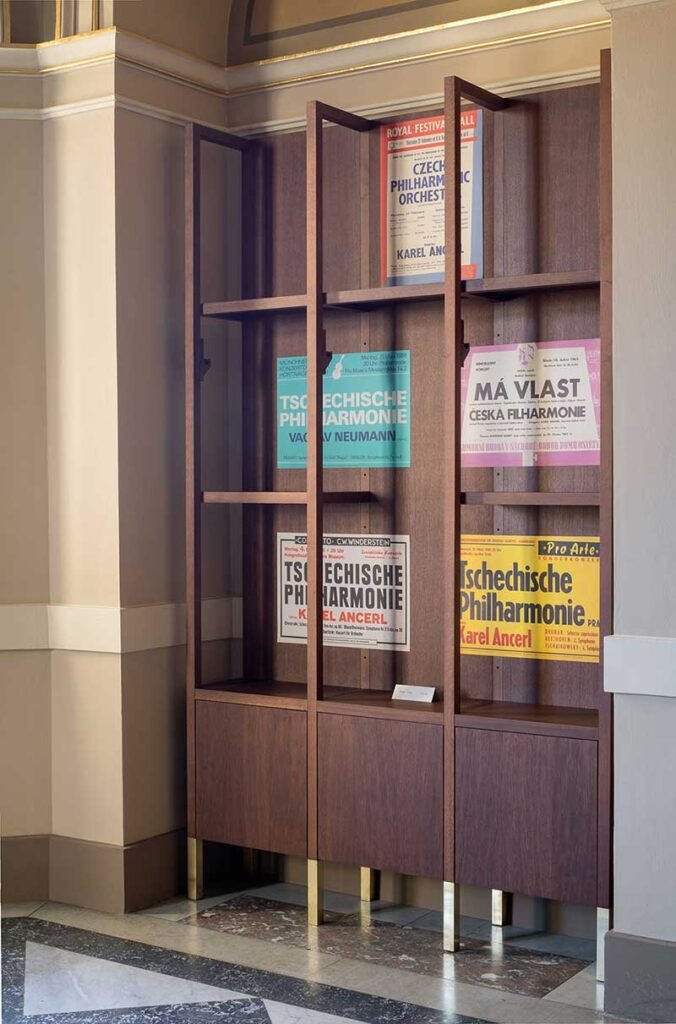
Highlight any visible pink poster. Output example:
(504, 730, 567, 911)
(460, 339, 600, 468)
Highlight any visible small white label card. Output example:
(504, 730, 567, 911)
(392, 684, 436, 703)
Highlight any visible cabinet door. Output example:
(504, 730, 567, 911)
(196, 702, 307, 857)
(318, 713, 443, 879)
(455, 727, 597, 905)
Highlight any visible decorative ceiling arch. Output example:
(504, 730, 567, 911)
(244, 0, 455, 44)
(227, 0, 548, 64)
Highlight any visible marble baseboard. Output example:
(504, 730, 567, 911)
(605, 929, 676, 1022)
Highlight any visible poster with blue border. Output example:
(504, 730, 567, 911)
(277, 350, 411, 469)
(380, 109, 483, 284)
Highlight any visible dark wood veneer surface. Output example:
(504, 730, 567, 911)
(188, 79, 611, 907)
(196, 702, 307, 857)
(318, 714, 443, 879)
(458, 699, 598, 739)
(455, 728, 597, 905)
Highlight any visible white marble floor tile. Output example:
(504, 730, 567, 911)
(22, 941, 245, 1017)
(31, 903, 606, 1024)
(1, 901, 45, 918)
(543, 964, 604, 1011)
(34, 903, 343, 981)
(264, 1000, 364, 1024)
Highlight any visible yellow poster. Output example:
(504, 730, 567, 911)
(460, 535, 600, 663)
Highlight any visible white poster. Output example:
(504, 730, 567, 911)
(460, 339, 601, 467)
(277, 533, 410, 651)
(380, 110, 483, 284)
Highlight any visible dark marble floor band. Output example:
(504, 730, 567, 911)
(191, 895, 591, 999)
(2, 917, 491, 1024)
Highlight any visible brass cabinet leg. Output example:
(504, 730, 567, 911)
(187, 837, 204, 901)
(491, 889, 511, 927)
(360, 866, 379, 903)
(308, 858, 324, 926)
(596, 907, 611, 982)
(242, 848, 259, 878)
(443, 881, 460, 952)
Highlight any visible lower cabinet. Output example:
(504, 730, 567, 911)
(455, 727, 598, 905)
(318, 713, 444, 879)
(196, 702, 307, 857)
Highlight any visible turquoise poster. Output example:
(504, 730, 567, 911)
(277, 350, 411, 469)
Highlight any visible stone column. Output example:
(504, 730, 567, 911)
(601, 1, 676, 1018)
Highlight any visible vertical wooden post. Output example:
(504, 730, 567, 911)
(306, 101, 324, 924)
(185, 125, 202, 861)
(442, 77, 504, 949)
(442, 76, 462, 951)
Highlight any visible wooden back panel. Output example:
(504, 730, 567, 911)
(234, 85, 601, 711)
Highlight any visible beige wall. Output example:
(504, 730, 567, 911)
(121, 646, 185, 845)
(0, 118, 51, 846)
(44, 109, 120, 608)
(51, 651, 123, 846)
(8, 0, 55, 43)
(611, 2, 676, 641)
(0, 119, 49, 606)
(114, 109, 185, 608)
(113, 0, 233, 64)
(0, 653, 51, 837)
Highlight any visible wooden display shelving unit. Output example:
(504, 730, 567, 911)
(185, 55, 613, 963)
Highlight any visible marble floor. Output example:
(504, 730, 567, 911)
(1, 884, 629, 1024)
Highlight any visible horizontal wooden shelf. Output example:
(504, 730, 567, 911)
(202, 491, 372, 505)
(319, 686, 444, 724)
(326, 283, 444, 309)
(464, 270, 600, 299)
(457, 699, 598, 739)
(196, 679, 306, 710)
(201, 272, 599, 320)
(201, 295, 307, 319)
(462, 491, 600, 507)
(195, 681, 444, 723)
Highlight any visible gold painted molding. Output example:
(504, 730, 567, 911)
(225, 19, 609, 96)
(1, 0, 11, 44)
(0, 4, 610, 138)
(229, 0, 603, 68)
(600, 0, 669, 7)
(0, 0, 609, 96)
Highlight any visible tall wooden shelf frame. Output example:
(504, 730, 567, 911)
(185, 57, 613, 961)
